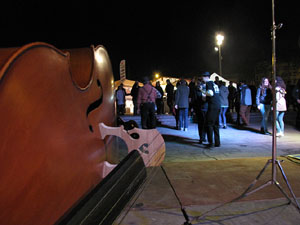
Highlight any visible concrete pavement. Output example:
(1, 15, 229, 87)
(159, 112, 300, 162)
(116, 112, 300, 225)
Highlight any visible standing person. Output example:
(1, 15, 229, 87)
(214, 76, 220, 87)
(234, 82, 241, 125)
(188, 77, 197, 117)
(219, 81, 229, 129)
(228, 81, 236, 112)
(195, 78, 208, 143)
(137, 77, 157, 129)
(130, 81, 139, 115)
(293, 79, 300, 129)
(239, 81, 252, 126)
(248, 82, 257, 112)
(155, 81, 164, 114)
(175, 79, 190, 131)
(256, 77, 272, 135)
(115, 84, 126, 115)
(286, 81, 295, 111)
(165, 79, 174, 114)
(199, 72, 221, 147)
(275, 76, 287, 137)
(173, 81, 180, 129)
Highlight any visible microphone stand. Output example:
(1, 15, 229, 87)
(193, 2, 300, 223)
(231, 0, 300, 212)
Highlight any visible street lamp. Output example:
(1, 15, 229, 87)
(216, 34, 224, 75)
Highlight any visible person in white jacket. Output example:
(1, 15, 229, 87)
(275, 76, 287, 137)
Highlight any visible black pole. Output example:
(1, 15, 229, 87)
(271, 0, 277, 183)
(219, 44, 222, 76)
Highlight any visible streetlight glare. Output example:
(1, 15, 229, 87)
(215, 33, 224, 75)
(216, 34, 224, 46)
(155, 73, 160, 78)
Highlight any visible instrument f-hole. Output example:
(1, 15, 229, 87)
(87, 79, 103, 132)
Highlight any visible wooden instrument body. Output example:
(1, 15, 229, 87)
(99, 123, 165, 167)
(0, 43, 116, 225)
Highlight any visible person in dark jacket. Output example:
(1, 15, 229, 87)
(256, 77, 272, 134)
(165, 79, 174, 114)
(155, 81, 164, 114)
(234, 83, 241, 125)
(189, 77, 197, 117)
(173, 81, 180, 129)
(199, 72, 221, 147)
(175, 79, 190, 131)
(195, 78, 208, 143)
(115, 83, 126, 115)
(228, 81, 236, 113)
(130, 81, 139, 115)
(292, 79, 300, 129)
(248, 83, 257, 112)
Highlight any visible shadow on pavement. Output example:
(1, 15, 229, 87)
(192, 201, 290, 225)
(162, 134, 200, 148)
(229, 123, 263, 134)
(159, 123, 177, 130)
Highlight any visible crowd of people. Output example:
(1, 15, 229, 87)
(115, 74, 300, 147)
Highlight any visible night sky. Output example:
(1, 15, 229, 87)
(1, 1, 300, 81)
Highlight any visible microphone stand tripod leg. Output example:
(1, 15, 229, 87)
(276, 160, 300, 211)
(160, 166, 192, 225)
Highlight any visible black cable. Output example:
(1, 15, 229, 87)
(161, 166, 192, 225)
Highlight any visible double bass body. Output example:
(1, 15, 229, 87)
(0, 42, 116, 225)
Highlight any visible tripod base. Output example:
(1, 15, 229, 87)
(236, 159, 300, 213)
(192, 158, 300, 223)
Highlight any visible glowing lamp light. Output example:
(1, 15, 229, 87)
(216, 34, 224, 46)
(155, 73, 160, 79)
(214, 47, 219, 51)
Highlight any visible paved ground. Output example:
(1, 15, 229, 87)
(115, 111, 300, 225)
(159, 111, 300, 162)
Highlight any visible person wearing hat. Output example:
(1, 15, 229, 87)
(199, 72, 221, 147)
(137, 76, 157, 129)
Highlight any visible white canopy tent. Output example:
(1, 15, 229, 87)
(114, 79, 143, 89)
(210, 73, 237, 88)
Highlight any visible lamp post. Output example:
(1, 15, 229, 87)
(216, 34, 224, 76)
